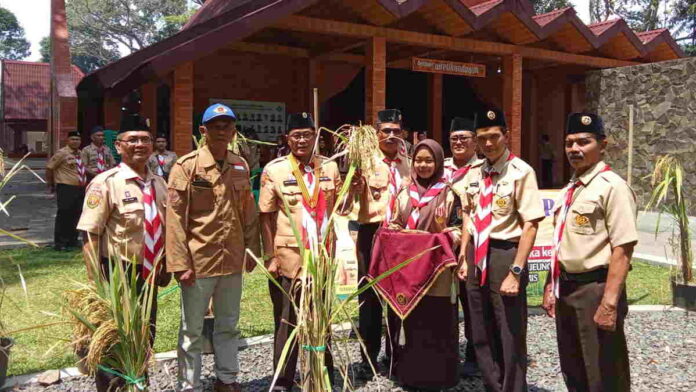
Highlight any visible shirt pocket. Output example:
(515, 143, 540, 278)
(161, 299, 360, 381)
(319, 178, 336, 202)
(191, 184, 216, 213)
(367, 173, 388, 201)
(116, 202, 144, 239)
(569, 202, 599, 235)
(465, 185, 480, 211)
(493, 183, 514, 215)
(280, 184, 303, 211)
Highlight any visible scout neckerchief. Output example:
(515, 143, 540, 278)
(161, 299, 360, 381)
(289, 154, 328, 252)
(383, 156, 403, 227)
(120, 163, 163, 280)
(473, 152, 515, 285)
(550, 164, 611, 297)
(156, 154, 166, 176)
(444, 159, 473, 184)
(74, 151, 87, 186)
(406, 179, 448, 229)
(96, 146, 107, 173)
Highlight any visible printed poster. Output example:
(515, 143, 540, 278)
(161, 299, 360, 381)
(211, 99, 285, 142)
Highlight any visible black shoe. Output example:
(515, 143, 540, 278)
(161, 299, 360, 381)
(461, 361, 480, 378)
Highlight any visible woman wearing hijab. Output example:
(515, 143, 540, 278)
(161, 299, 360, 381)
(387, 139, 462, 390)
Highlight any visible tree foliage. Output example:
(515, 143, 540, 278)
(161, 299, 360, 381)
(0, 6, 31, 60)
(670, 0, 695, 55)
(66, 0, 196, 71)
(39, 36, 119, 74)
(530, 0, 574, 14)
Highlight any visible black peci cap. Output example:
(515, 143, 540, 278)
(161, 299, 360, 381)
(566, 113, 605, 136)
(90, 126, 104, 135)
(119, 116, 150, 135)
(286, 112, 315, 133)
(377, 109, 402, 124)
(474, 108, 506, 131)
(449, 116, 476, 133)
(67, 131, 81, 138)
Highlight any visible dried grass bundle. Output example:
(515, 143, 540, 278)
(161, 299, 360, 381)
(333, 124, 380, 176)
(86, 320, 118, 373)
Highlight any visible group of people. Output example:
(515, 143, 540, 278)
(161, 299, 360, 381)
(46, 127, 178, 251)
(47, 100, 637, 392)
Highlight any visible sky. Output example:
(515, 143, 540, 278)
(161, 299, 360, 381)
(1, 0, 594, 62)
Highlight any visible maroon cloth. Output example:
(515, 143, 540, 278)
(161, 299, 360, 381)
(367, 228, 457, 319)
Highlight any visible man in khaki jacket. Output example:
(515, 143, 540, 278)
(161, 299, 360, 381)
(147, 134, 177, 181)
(259, 112, 341, 391)
(81, 126, 116, 180)
(542, 113, 637, 392)
(167, 103, 260, 392)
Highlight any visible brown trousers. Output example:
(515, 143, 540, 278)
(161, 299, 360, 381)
(556, 280, 630, 392)
(269, 278, 334, 389)
(466, 240, 528, 392)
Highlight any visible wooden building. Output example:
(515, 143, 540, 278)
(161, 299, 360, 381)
(75, 0, 682, 181)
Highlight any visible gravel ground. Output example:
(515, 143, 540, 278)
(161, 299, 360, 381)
(13, 311, 695, 391)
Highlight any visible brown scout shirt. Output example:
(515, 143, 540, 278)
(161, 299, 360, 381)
(556, 161, 638, 273)
(460, 149, 545, 241)
(391, 186, 461, 297)
(77, 164, 167, 264)
(147, 150, 178, 177)
(46, 146, 83, 186)
(258, 154, 342, 278)
(166, 145, 260, 278)
(444, 155, 482, 184)
(358, 150, 411, 224)
(81, 143, 116, 177)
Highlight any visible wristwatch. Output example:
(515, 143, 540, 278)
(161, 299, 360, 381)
(509, 264, 523, 276)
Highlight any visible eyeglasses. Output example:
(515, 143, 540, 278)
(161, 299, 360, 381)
(450, 135, 473, 143)
(288, 132, 316, 141)
(379, 127, 401, 135)
(118, 137, 153, 145)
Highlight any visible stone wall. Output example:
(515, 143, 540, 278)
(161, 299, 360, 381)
(585, 57, 696, 213)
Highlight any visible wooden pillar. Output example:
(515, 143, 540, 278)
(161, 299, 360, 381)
(365, 36, 386, 125)
(308, 59, 320, 125)
(140, 82, 158, 134)
(103, 94, 121, 131)
(503, 54, 522, 156)
(49, 0, 78, 152)
(427, 73, 443, 143)
(171, 62, 194, 156)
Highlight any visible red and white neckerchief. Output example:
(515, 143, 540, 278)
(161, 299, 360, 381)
(156, 155, 166, 176)
(75, 154, 87, 186)
(444, 161, 472, 184)
(383, 156, 403, 226)
(96, 147, 106, 173)
(289, 155, 329, 254)
(406, 179, 448, 229)
(472, 153, 515, 285)
(135, 173, 163, 280)
(550, 164, 611, 297)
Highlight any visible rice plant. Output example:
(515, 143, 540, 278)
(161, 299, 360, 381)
(64, 240, 160, 391)
(646, 155, 693, 283)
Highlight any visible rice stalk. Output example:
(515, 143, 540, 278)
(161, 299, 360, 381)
(86, 319, 119, 373)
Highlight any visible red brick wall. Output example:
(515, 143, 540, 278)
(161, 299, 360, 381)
(193, 51, 310, 117)
(172, 62, 194, 156)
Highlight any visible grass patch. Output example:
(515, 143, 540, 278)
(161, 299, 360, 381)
(0, 249, 673, 375)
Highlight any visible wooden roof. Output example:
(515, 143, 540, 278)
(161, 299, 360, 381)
(79, 0, 683, 95)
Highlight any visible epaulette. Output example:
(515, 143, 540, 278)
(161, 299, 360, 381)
(91, 166, 120, 183)
(265, 155, 289, 168)
(176, 149, 200, 164)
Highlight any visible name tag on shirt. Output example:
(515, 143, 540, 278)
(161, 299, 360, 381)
(232, 164, 246, 171)
(192, 179, 213, 188)
(319, 177, 331, 182)
(283, 179, 298, 186)
(122, 197, 138, 204)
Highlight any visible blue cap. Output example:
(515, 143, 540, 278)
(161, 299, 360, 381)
(202, 104, 237, 124)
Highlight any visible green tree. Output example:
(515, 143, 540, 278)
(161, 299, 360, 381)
(66, 0, 198, 70)
(0, 6, 31, 60)
(614, 0, 669, 31)
(39, 36, 120, 73)
(530, 0, 574, 14)
(671, 0, 695, 55)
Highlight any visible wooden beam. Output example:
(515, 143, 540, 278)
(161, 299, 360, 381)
(275, 15, 638, 68)
(365, 37, 386, 126)
(503, 54, 522, 157)
(428, 74, 443, 143)
(313, 42, 365, 60)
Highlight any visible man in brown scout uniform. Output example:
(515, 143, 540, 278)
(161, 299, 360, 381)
(166, 103, 260, 392)
(457, 108, 544, 392)
(77, 118, 170, 392)
(46, 131, 87, 251)
(542, 113, 637, 392)
(345, 109, 411, 376)
(259, 112, 341, 391)
(82, 126, 116, 181)
(446, 116, 482, 377)
(147, 134, 178, 181)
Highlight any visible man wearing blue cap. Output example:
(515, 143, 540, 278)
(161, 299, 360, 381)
(167, 103, 261, 392)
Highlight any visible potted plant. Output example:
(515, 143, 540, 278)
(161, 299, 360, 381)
(647, 155, 695, 310)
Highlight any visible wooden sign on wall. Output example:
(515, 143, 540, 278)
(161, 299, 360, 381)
(411, 57, 486, 78)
